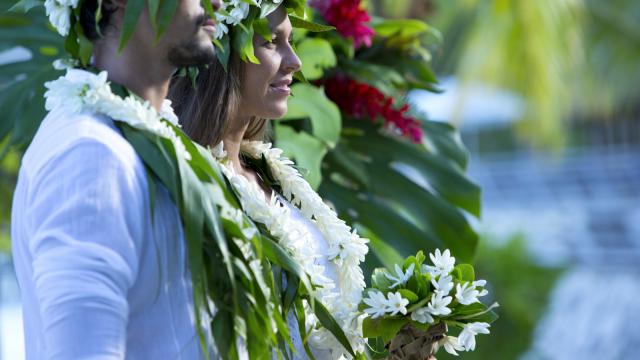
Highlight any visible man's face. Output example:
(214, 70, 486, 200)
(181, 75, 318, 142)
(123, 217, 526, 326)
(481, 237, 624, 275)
(160, 0, 222, 67)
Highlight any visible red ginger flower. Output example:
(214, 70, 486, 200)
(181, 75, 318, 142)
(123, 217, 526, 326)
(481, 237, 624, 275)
(324, 75, 424, 143)
(311, 0, 375, 49)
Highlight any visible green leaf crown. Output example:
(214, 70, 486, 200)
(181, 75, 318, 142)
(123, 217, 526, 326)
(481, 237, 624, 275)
(9, 0, 333, 69)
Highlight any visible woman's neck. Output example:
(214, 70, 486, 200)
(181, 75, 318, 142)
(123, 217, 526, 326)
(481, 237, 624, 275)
(224, 116, 251, 175)
(223, 116, 273, 200)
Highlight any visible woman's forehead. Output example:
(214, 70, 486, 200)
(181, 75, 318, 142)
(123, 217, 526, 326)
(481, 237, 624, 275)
(267, 7, 291, 32)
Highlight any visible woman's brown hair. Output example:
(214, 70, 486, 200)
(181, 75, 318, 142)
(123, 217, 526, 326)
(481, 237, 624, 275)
(169, 53, 269, 148)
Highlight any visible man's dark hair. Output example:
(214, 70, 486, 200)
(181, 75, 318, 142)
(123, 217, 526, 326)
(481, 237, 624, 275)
(79, 0, 117, 41)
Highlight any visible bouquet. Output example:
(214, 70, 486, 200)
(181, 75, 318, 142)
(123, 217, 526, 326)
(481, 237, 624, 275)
(361, 250, 499, 359)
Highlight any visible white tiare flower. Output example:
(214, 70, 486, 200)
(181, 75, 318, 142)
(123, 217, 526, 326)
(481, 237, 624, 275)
(226, 1, 250, 25)
(160, 99, 179, 125)
(473, 279, 489, 297)
(431, 274, 454, 295)
(385, 292, 409, 316)
(458, 322, 490, 351)
(363, 291, 388, 319)
(410, 307, 434, 324)
(384, 263, 415, 289)
(214, 21, 229, 39)
(424, 249, 456, 277)
(52, 58, 78, 70)
(455, 282, 482, 305)
(441, 336, 465, 356)
(44, 0, 72, 36)
(427, 291, 452, 316)
(43, 74, 85, 113)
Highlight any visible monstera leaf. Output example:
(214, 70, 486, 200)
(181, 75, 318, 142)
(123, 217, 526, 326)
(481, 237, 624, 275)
(0, 0, 63, 154)
(317, 118, 480, 273)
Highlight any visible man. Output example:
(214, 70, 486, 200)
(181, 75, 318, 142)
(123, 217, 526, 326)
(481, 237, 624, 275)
(11, 0, 221, 358)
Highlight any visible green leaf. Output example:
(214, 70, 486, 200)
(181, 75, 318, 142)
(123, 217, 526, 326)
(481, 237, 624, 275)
(155, 0, 179, 40)
(294, 297, 316, 360)
(312, 299, 356, 357)
(260, 235, 314, 298)
(8, 0, 40, 13)
(148, 0, 160, 31)
(372, 19, 430, 38)
(453, 264, 475, 283)
(296, 37, 336, 80)
(212, 310, 235, 359)
(259, 1, 280, 18)
(274, 124, 327, 189)
(403, 251, 426, 271)
(282, 83, 341, 147)
(289, 15, 335, 32)
(358, 226, 403, 270)
(406, 296, 430, 313)
(253, 17, 272, 42)
(232, 19, 260, 64)
(397, 289, 419, 303)
(342, 60, 405, 98)
(421, 119, 470, 169)
(451, 302, 499, 324)
(75, 24, 93, 66)
(118, 0, 146, 51)
(215, 33, 231, 71)
(362, 317, 409, 343)
(282, 274, 299, 313)
(371, 268, 394, 291)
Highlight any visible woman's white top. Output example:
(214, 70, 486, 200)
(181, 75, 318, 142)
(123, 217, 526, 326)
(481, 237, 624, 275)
(276, 198, 340, 360)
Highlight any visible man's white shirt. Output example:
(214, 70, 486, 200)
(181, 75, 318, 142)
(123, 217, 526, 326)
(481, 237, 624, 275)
(11, 77, 208, 359)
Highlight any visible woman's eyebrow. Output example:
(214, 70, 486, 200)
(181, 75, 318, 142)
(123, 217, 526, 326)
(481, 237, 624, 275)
(272, 27, 292, 39)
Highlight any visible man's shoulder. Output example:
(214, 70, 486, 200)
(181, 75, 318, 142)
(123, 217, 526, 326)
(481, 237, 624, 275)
(22, 109, 144, 179)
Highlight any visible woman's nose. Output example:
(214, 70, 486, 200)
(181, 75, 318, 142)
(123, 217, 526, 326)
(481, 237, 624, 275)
(284, 50, 302, 73)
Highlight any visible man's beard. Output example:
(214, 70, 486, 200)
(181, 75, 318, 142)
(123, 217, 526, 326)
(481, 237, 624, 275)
(167, 39, 216, 68)
(167, 14, 216, 67)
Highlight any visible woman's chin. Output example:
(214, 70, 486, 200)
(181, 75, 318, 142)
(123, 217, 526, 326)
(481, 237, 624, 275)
(259, 104, 288, 120)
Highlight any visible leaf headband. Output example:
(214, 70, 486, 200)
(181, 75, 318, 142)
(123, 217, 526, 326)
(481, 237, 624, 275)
(10, 0, 333, 69)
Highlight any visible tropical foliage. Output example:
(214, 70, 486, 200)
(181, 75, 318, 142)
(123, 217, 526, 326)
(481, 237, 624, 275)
(279, 0, 481, 271)
(0, 0, 482, 276)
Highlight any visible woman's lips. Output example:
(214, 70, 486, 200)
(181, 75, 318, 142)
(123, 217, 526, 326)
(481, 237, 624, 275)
(270, 79, 292, 95)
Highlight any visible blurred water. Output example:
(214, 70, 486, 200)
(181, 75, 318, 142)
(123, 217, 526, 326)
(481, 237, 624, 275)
(468, 146, 640, 359)
(0, 254, 24, 360)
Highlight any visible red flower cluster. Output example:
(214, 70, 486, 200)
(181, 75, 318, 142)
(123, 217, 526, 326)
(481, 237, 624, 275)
(312, 0, 375, 49)
(324, 75, 424, 143)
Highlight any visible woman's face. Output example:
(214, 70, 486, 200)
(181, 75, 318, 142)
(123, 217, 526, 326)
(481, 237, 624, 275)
(239, 7, 302, 120)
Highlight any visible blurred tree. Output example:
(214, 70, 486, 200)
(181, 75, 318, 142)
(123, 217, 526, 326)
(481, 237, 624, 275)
(424, 0, 640, 149)
(430, 0, 584, 149)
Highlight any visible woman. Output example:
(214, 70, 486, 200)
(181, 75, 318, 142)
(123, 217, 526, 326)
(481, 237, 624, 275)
(170, 5, 370, 360)
(170, 3, 446, 359)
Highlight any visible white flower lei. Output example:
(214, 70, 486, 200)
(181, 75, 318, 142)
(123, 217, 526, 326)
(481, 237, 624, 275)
(43, 68, 190, 161)
(43, 0, 78, 36)
(218, 141, 369, 359)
